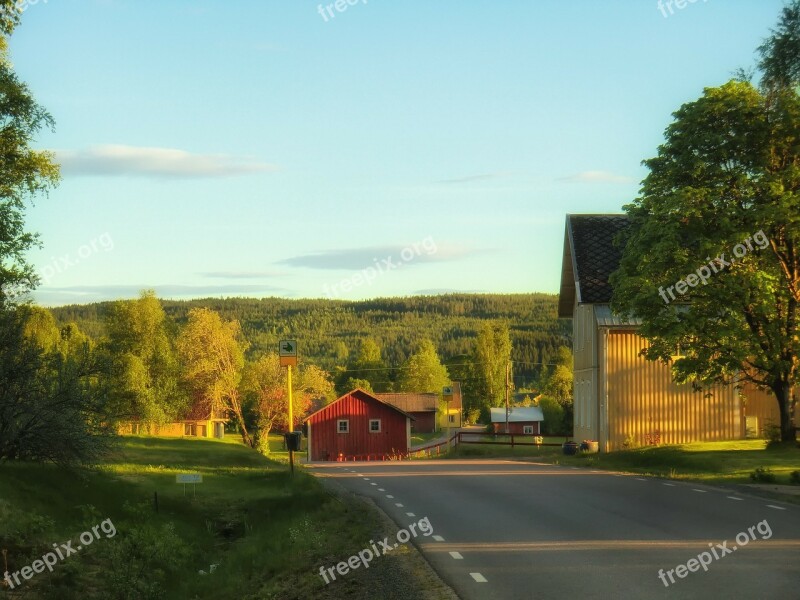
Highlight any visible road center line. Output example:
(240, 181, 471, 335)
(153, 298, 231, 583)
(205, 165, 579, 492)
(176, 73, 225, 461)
(727, 496, 743, 501)
(449, 551, 463, 559)
(767, 504, 787, 510)
(432, 535, 445, 542)
(470, 573, 488, 583)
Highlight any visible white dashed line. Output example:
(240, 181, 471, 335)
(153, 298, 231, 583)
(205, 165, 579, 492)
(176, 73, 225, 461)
(363, 477, 370, 480)
(432, 535, 445, 542)
(395, 503, 404, 507)
(370, 483, 377, 486)
(449, 551, 463, 559)
(378, 488, 385, 492)
(406, 512, 415, 517)
(386, 495, 394, 499)
(663, 483, 675, 487)
(727, 496, 743, 501)
(767, 504, 787, 510)
(692, 489, 707, 493)
(470, 573, 488, 583)
(635, 478, 647, 481)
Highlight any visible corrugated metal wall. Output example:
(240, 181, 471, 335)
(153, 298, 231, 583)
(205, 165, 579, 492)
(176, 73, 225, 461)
(605, 331, 741, 450)
(308, 391, 409, 461)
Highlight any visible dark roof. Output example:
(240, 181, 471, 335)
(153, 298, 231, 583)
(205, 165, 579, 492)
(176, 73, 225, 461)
(304, 388, 416, 422)
(374, 392, 438, 412)
(558, 214, 629, 317)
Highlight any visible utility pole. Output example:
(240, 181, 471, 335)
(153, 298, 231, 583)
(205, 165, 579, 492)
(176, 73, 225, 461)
(287, 363, 294, 475)
(505, 361, 511, 435)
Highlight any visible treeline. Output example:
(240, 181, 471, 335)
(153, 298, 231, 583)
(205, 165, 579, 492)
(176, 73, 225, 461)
(50, 293, 571, 388)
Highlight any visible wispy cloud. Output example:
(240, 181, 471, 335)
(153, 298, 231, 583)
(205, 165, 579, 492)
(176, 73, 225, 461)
(198, 270, 287, 279)
(436, 172, 507, 185)
(55, 145, 279, 179)
(557, 170, 635, 184)
(277, 243, 481, 270)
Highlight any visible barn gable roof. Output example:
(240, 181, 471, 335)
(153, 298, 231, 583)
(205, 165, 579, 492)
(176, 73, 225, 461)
(374, 392, 438, 413)
(304, 388, 416, 422)
(558, 214, 629, 317)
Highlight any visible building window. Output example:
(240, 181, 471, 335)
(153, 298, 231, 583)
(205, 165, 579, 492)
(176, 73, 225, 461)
(337, 419, 349, 433)
(184, 423, 195, 436)
(448, 414, 455, 424)
(523, 425, 534, 435)
(369, 419, 381, 433)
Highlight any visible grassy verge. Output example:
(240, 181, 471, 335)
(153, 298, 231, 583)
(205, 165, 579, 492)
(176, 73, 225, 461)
(0, 435, 444, 599)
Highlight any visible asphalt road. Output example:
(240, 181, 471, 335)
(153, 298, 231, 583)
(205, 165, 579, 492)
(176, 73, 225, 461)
(310, 459, 800, 600)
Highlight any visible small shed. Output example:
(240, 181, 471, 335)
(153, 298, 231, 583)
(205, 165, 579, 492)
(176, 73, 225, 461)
(490, 407, 544, 435)
(374, 392, 438, 433)
(305, 389, 414, 461)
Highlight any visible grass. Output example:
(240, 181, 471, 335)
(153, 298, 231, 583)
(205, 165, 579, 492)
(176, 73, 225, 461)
(551, 440, 800, 485)
(0, 434, 422, 599)
(410, 432, 447, 446)
(446, 437, 800, 486)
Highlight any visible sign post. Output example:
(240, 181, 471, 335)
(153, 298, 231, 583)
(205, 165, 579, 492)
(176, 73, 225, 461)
(279, 340, 299, 475)
(443, 385, 454, 450)
(176, 473, 202, 497)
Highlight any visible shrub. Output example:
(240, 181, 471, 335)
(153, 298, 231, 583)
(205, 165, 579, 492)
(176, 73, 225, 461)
(750, 466, 776, 483)
(790, 471, 800, 485)
(763, 422, 781, 443)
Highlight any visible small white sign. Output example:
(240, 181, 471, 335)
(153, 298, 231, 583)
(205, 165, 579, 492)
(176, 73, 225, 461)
(443, 386, 454, 395)
(176, 474, 202, 484)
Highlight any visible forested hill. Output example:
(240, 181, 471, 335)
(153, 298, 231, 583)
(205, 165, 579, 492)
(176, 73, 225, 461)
(49, 293, 571, 386)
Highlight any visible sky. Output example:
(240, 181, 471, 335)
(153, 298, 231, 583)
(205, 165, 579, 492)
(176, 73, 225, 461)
(9, 0, 789, 306)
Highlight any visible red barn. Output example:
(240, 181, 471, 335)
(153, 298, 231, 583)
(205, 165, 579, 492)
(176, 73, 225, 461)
(304, 389, 414, 461)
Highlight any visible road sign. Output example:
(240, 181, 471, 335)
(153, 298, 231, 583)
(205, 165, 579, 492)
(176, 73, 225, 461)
(279, 339, 298, 367)
(442, 385, 454, 396)
(176, 473, 202, 484)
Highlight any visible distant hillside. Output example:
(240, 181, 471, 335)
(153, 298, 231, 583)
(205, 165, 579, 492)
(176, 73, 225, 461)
(49, 293, 571, 387)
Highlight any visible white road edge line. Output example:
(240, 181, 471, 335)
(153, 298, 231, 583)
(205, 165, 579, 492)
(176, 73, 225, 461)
(767, 504, 787, 510)
(470, 573, 488, 583)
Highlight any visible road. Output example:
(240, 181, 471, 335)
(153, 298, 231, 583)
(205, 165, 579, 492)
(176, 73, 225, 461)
(310, 459, 800, 600)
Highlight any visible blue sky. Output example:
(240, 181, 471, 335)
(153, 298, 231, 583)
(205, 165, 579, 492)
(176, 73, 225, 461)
(11, 0, 787, 305)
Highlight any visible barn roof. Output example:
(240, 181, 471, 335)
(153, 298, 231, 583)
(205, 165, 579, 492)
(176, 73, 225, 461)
(304, 388, 416, 422)
(558, 214, 629, 317)
(490, 407, 545, 423)
(374, 392, 438, 413)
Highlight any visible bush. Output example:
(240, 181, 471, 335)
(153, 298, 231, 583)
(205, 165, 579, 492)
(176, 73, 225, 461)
(750, 466, 777, 483)
(538, 396, 565, 436)
(790, 471, 800, 485)
(763, 422, 782, 443)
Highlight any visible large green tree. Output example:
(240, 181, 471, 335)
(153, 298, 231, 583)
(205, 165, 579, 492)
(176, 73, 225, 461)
(473, 321, 512, 414)
(398, 338, 450, 393)
(0, 31, 60, 307)
(177, 308, 251, 444)
(611, 4, 800, 441)
(103, 291, 186, 424)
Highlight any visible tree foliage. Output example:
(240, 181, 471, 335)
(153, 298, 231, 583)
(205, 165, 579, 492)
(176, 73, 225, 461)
(398, 338, 450, 393)
(611, 9, 800, 441)
(177, 308, 251, 444)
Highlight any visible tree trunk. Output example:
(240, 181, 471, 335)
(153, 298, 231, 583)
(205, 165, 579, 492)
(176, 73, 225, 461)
(770, 379, 796, 442)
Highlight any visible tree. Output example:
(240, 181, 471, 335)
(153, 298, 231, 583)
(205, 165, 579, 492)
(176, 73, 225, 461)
(103, 291, 186, 424)
(758, 0, 800, 92)
(542, 346, 574, 432)
(611, 7, 800, 441)
(241, 355, 335, 454)
(0, 308, 114, 463)
(473, 322, 512, 412)
(398, 339, 450, 393)
(0, 31, 60, 308)
(177, 308, 251, 445)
